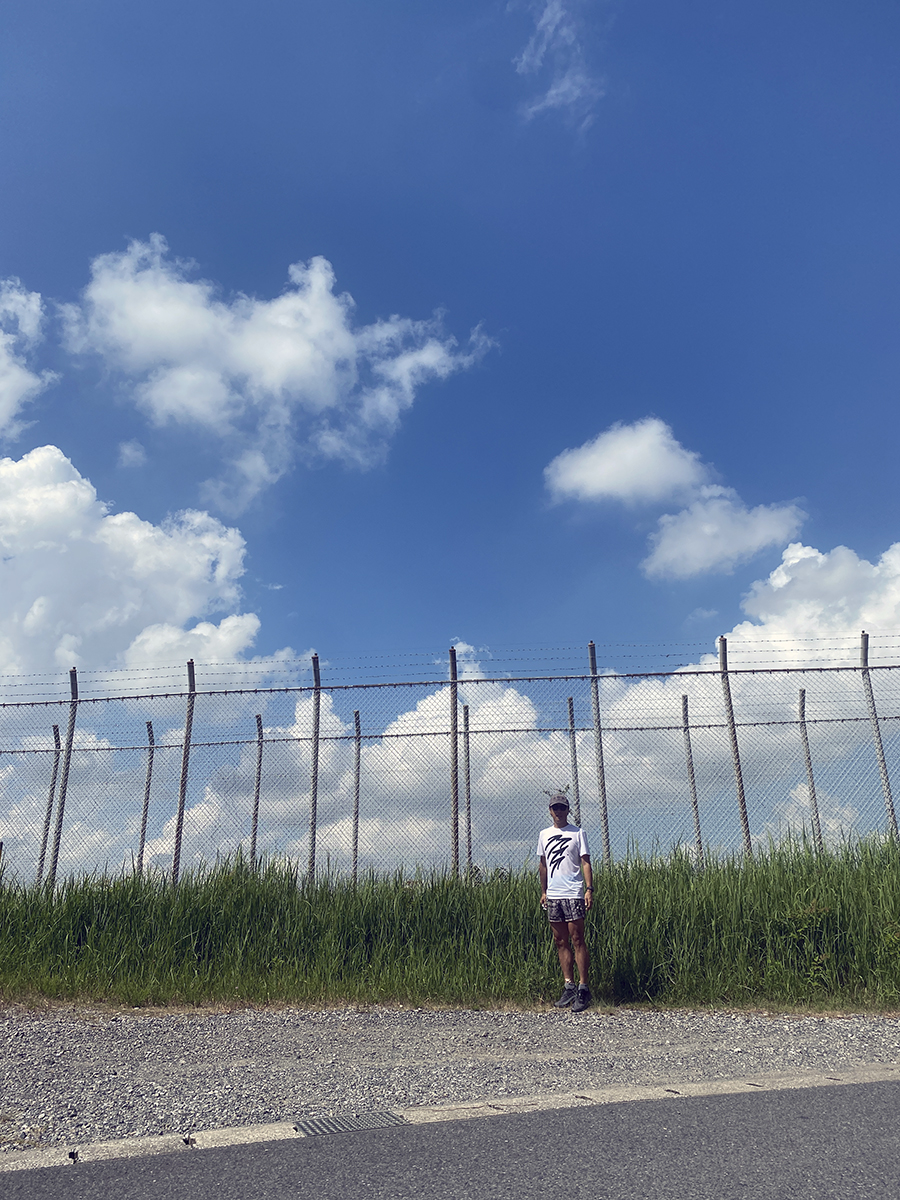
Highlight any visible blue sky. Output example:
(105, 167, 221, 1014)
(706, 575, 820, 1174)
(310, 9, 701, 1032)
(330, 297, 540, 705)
(2, 0, 900, 679)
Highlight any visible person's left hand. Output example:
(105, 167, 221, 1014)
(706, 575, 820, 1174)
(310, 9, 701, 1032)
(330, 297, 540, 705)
(585, 891, 593, 911)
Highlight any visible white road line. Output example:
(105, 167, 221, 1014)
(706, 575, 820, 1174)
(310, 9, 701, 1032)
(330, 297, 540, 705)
(3, 1062, 899, 1174)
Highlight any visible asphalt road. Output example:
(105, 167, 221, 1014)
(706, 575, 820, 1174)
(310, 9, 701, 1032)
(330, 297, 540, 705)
(6, 1079, 900, 1200)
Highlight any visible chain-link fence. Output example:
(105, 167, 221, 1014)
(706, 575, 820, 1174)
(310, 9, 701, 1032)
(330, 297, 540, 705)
(3, 636, 900, 882)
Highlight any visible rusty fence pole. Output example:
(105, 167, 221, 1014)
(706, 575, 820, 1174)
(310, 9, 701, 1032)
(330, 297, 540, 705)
(798, 689, 824, 852)
(449, 647, 460, 876)
(567, 696, 582, 826)
(171, 660, 196, 886)
(352, 710, 361, 884)
(719, 637, 752, 857)
(681, 695, 705, 868)
(36, 724, 61, 884)
(860, 631, 899, 838)
(588, 642, 611, 866)
(47, 669, 79, 888)
(307, 654, 322, 882)
(250, 714, 263, 870)
(462, 704, 473, 874)
(136, 721, 155, 876)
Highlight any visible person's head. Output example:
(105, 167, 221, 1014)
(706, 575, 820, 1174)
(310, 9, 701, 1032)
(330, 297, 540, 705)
(548, 794, 570, 826)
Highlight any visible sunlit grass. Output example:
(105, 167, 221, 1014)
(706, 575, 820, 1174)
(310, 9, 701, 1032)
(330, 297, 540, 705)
(3, 840, 900, 1009)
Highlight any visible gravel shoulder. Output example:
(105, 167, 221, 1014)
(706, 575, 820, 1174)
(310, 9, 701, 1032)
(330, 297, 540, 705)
(3, 1002, 900, 1155)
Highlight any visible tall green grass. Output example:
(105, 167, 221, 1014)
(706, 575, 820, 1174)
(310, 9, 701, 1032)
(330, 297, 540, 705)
(3, 841, 900, 1008)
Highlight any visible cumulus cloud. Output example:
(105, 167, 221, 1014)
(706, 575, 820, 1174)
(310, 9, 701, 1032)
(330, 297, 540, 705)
(63, 235, 487, 511)
(0, 444, 269, 674)
(3, 437, 899, 878)
(513, 0, 604, 129)
(545, 417, 805, 578)
(0, 278, 56, 438)
(642, 487, 806, 579)
(735, 540, 900, 647)
(5, 565, 900, 883)
(545, 416, 709, 504)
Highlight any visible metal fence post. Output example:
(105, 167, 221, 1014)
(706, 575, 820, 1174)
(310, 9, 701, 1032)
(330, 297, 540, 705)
(352, 710, 361, 884)
(588, 642, 611, 866)
(463, 704, 473, 874)
(250, 714, 263, 870)
(171, 660, 196, 886)
(136, 721, 155, 876)
(36, 724, 61, 884)
(860, 631, 899, 838)
(681, 695, 704, 868)
(567, 697, 582, 826)
(47, 669, 78, 888)
(719, 637, 752, 857)
(307, 654, 321, 882)
(798, 689, 824, 852)
(449, 646, 460, 876)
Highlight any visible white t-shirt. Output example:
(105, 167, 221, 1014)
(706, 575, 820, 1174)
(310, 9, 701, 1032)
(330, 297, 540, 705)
(537, 824, 590, 898)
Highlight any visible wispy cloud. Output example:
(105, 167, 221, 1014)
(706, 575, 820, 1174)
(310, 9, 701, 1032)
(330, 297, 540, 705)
(512, 1, 604, 130)
(117, 439, 146, 468)
(63, 235, 490, 513)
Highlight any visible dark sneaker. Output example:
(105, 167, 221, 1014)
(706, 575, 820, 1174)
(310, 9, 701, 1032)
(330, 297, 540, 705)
(571, 986, 592, 1014)
(554, 982, 578, 1008)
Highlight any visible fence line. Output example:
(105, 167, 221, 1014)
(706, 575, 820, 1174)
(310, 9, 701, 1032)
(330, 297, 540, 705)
(35, 723, 60, 884)
(171, 659, 196, 886)
(4, 635, 900, 884)
(307, 653, 322, 881)
(588, 640, 611, 867)
(681, 695, 704, 868)
(46, 668, 79, 888)
(136, 720, 155, 876)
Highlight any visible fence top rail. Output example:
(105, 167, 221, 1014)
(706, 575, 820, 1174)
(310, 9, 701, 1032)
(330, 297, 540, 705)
(3, 710, 900, 754)
(1, 661, 900, 709)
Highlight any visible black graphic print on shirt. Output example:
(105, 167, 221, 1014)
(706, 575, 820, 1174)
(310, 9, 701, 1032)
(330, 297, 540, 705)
(545, 833, 573, 877)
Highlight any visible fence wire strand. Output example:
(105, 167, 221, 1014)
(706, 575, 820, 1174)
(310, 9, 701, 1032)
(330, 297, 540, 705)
(3, 645, 900, 881)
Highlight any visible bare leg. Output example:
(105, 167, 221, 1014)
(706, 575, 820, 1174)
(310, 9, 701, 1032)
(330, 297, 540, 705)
(550, 921, 574, 980)
(568, 918, 590, 987)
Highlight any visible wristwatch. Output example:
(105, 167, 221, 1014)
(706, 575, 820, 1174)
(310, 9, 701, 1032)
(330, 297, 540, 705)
(585, 887, 593, 892)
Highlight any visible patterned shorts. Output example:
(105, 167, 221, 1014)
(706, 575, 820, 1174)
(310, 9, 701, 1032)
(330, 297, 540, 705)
(545, 897, 586, 923)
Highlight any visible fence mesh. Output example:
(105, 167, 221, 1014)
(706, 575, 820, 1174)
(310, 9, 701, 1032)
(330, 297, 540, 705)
(3, 644, 900, 882)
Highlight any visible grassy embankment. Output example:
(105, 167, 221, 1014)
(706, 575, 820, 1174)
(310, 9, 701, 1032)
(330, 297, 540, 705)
(3, 840, 900, 1009)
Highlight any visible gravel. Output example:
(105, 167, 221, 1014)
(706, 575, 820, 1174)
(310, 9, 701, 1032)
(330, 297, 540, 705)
(3, 1003, 900, 1154)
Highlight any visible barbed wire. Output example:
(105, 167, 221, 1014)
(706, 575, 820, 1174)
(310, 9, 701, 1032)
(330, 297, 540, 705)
(1, 631, 896, 688)
(5, 642, 900, 884)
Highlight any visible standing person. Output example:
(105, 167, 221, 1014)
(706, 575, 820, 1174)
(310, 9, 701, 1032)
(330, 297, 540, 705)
(538, 793, 593, 1013)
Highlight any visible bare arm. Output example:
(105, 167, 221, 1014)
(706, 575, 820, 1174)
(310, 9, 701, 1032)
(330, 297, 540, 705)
(539, 856, 548, 905)
(581, 855, 593, 910)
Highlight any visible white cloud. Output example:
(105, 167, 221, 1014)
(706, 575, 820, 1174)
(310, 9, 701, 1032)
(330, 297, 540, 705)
(513, 1, 604, 129)
(762, 783, 860, 847)
(117, 439, 146, 468)
(0, 444, 269, 674)
(63, 235, 487, 511)
(4, 576, 900, 883)
(545, 417, 709, 504)
(735, 540, 900, 646)
(545, 417, 806, 578)
(0, 278, 56, 438)
(686, 607, 718, 623)
(642, 487, 806, 579)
